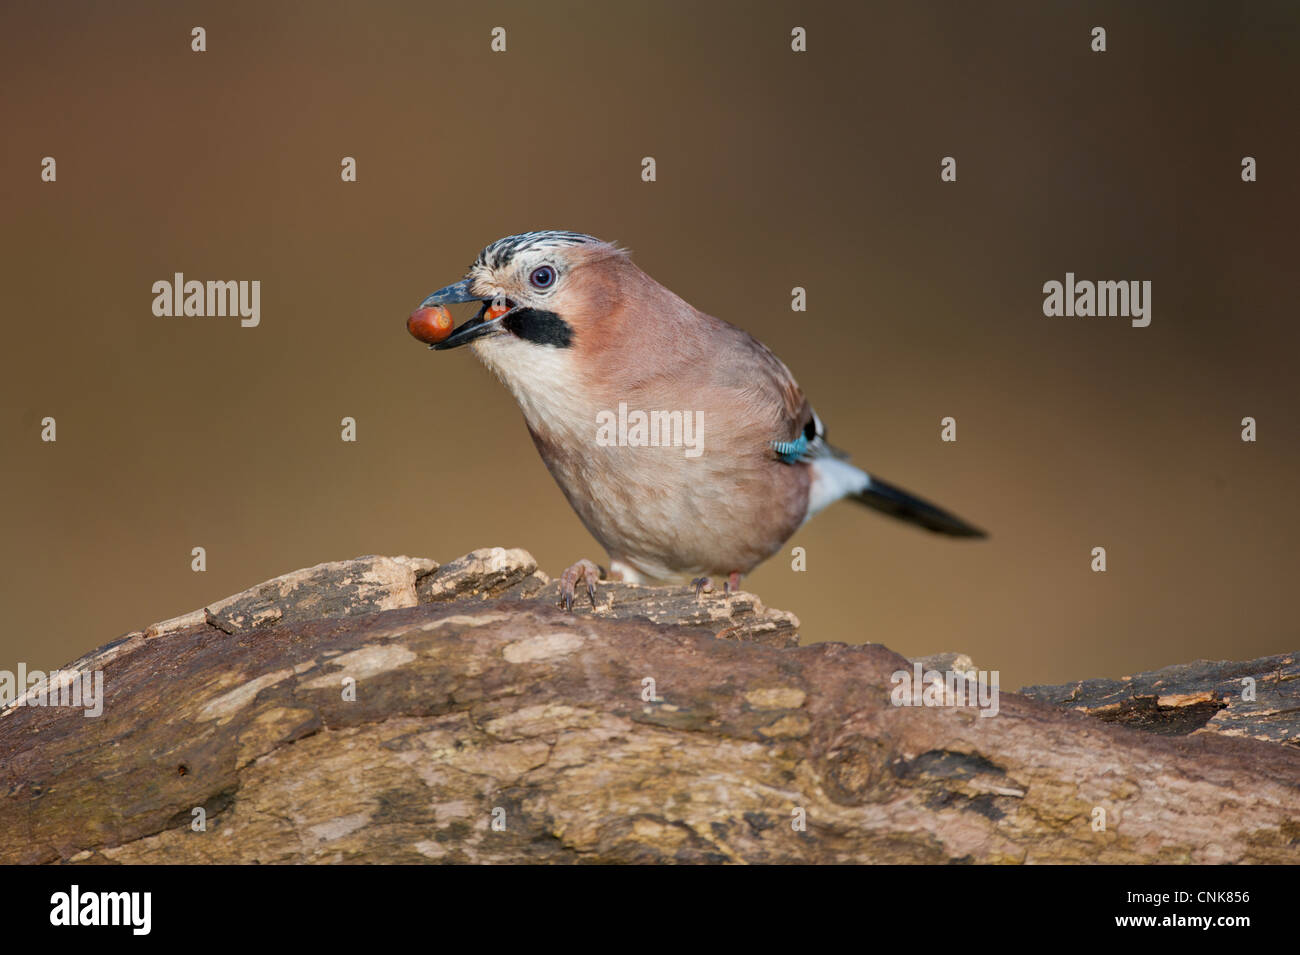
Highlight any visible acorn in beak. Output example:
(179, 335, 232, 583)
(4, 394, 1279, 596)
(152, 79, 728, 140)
(410, 280, 517, 349)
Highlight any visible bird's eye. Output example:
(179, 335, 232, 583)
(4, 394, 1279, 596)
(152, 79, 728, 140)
(529, 266, 556, 289)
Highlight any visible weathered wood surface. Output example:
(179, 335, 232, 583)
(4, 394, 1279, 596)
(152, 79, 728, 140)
(2, 549, 1297, 864)
(1022, 652, 1300, 746)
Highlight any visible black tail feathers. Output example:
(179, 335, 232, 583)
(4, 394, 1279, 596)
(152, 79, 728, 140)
(852, 476, 986, 538)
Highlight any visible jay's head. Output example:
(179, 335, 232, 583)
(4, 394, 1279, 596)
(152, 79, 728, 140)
(419, 231, 633, 361)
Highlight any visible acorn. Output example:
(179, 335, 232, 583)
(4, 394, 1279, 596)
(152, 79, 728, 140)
(485, 296, 513, 322)
(407, 305, 455, 344)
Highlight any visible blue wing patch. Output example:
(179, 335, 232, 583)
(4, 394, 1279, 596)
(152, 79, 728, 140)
(771, 433, 809, 463)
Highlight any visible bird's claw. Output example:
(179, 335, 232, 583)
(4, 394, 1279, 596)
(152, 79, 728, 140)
(692, 573, 741, 598)
(559, 559, 603, 613)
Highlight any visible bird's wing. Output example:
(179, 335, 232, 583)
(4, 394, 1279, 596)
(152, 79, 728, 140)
(703, 321, 831, 464)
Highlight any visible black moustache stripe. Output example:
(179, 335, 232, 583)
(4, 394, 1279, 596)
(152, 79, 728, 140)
(502, 308, 573, 348)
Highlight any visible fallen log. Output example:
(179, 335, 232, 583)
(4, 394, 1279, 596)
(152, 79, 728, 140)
(2, 548, 1296, 864)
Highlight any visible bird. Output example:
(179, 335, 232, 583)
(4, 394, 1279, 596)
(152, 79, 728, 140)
(414, 231, 985, 610)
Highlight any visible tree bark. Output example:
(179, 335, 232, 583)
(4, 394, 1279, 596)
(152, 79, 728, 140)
(2, 549, 1296, 864)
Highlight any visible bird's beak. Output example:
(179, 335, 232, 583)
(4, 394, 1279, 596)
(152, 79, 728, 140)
(418, 278, 502, 350)
(420, 278, 483, 306)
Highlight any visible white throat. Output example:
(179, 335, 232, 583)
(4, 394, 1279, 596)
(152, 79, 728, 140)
(470, 335, 591, 441)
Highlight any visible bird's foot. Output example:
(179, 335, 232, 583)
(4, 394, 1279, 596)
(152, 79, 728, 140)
(690, 572, 742, 599)
(559, 559, 604, 612)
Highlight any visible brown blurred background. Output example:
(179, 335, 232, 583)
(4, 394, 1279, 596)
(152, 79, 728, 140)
(2, 1, 1297, 689)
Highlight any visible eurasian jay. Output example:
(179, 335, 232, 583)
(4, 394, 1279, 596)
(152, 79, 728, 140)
(416, 231, 985, 610)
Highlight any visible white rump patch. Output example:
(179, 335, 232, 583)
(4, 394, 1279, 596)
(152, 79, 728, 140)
(805, 457, 870, 522)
